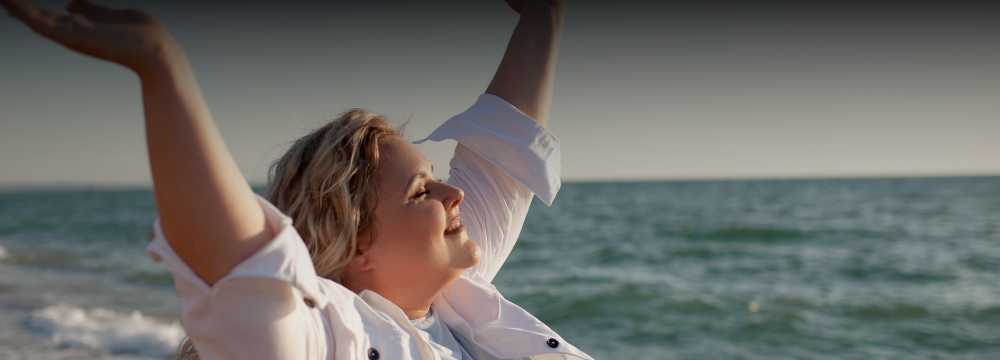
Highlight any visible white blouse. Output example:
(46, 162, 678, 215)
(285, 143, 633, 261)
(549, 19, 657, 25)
(147, 94, 593, 360)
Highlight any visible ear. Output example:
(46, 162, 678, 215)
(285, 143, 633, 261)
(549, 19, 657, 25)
(347, 249, 373, 271)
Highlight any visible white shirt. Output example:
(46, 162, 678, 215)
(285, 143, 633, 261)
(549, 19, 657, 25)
(409, 308, 472, 360)
(147, 94, 593, 360)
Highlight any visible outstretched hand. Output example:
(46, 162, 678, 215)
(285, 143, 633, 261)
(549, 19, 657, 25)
(1, 0, 177, 74)
(504, 0, 565, 16)
(487, 0, 565, 127)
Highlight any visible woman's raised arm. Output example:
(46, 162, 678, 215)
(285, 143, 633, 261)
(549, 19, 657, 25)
(485, 0, 565, 127)
(2, 0, 271, 285)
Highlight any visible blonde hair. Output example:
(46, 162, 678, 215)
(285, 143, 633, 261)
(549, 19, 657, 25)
(267, 108, 399, 281)
(169, 108, 400, 360)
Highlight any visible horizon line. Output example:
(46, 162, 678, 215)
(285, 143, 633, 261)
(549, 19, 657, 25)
(3, 172, 1000, 193)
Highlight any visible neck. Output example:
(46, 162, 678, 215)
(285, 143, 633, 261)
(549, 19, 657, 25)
(341, 271, 441, 320)
(400, 305, 432, 320)
(380, 286, 439, 320)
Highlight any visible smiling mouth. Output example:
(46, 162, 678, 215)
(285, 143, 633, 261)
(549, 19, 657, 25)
(444, 214, 464, 235)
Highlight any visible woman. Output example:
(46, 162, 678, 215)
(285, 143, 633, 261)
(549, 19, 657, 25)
(2, 0, 592, 359)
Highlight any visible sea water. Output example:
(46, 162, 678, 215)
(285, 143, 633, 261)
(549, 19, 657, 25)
(1, 177, 999, 359)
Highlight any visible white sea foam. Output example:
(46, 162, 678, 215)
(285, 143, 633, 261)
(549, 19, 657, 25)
(29, 304, 184, 357)
(0, 244, 7, 259)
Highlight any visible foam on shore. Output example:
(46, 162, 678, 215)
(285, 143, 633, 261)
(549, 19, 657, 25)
(30, 304, 184, 357)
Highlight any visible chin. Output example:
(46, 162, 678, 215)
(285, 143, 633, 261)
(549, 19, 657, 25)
(453, 235, 482, 269)
(467, 240, 483, 267)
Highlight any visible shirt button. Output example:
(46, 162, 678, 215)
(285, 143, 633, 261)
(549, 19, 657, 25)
(546, 338, 559, 348)
(303, 298, 316, 308)
(367, 348, 380, 360)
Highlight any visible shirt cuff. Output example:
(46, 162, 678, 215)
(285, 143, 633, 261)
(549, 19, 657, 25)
(145, 194, 327, 308)
(413, 93, 562, 205)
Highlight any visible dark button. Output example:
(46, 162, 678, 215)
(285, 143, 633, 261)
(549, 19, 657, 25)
(367, 347, 380, 360)
(546, 338, 559, 348)
(303, 298, 316, 308)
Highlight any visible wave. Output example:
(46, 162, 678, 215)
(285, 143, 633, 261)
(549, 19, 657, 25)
(700, 226, 804, 242)
(652, 222, 810, 243)
(29, 304, 184, 357)
(7, 248, 81, 268)
(125, 270, 176, 286)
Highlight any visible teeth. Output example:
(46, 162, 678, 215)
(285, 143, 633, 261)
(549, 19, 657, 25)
(445, 216, 461, 233)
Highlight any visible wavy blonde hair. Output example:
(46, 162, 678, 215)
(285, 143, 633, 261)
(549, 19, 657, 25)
(169, 108, 400, 360)
(267, 108, 400, 281)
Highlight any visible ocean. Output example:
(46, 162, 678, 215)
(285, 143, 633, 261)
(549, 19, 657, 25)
(1, 177, 999, 359)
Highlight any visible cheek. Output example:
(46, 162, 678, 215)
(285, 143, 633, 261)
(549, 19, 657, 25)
(373, 206, 448, 262)
(400, 203, 447, 236)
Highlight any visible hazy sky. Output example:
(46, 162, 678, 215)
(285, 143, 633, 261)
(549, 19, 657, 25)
(2, 1, 999, 187)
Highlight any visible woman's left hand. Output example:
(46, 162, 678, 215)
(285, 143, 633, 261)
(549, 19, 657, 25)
(1, 0, 179, 74)
(487, 0, 566, 127)
(504, 0, 565, 16)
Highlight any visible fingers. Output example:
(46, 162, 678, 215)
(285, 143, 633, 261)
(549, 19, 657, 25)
(0, 0, 25, 13)
(1, 0, 47, 22)
(2, 0, 95, 45)
(66, 0, 113, 17)
(59, 13, 94, 31)
(2, 0, 60, 36)
(2, 0, 40, 22)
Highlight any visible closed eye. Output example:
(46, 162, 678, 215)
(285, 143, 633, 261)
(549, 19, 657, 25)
(412, 179, 445, 199)
(412, 189, 429, 199)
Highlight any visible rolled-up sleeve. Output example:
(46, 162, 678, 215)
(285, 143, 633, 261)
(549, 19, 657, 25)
(146, 195, 329, 360)
(414, 93, 562, 282)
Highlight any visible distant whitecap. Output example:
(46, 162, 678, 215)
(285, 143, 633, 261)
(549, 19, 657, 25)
(30, 304, 184, 357)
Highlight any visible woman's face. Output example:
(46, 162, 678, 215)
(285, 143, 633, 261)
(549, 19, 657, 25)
(360, 137, 481, 301)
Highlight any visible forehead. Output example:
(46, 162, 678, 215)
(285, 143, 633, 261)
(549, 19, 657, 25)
(377, 137, 431, 190)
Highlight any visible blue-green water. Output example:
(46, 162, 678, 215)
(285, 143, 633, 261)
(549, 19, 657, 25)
(2, 177, 1000, 359)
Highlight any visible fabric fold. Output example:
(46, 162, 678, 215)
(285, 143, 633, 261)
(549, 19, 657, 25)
(413, 93, 562, 205)
(146, 194, 326, 308)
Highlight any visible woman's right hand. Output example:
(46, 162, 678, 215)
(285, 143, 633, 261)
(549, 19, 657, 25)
(2, 0, 178, 74)
(4, 0, 271, 286)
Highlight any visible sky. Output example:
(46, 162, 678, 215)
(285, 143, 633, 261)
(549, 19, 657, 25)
(1, 1, 999, 188)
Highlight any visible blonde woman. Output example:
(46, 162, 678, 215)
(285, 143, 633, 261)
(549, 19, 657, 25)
(2, 0, 591, 359)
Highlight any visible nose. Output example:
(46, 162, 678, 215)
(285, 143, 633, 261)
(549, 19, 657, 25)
(440, 182, 464, 210)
